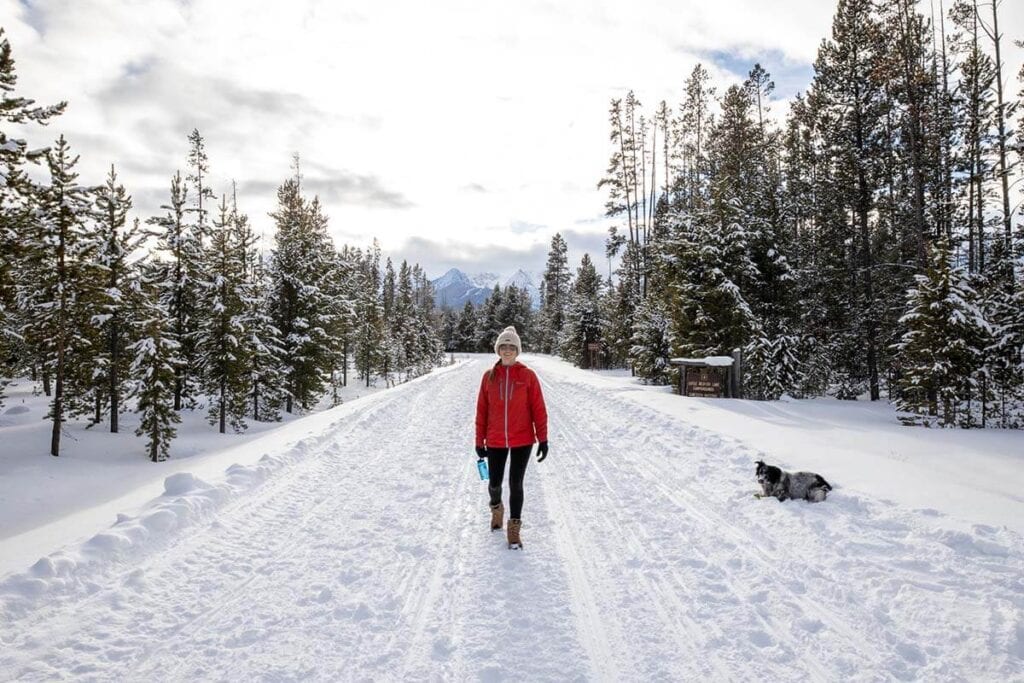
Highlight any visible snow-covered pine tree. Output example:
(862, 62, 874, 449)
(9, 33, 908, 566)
(559, 254, 604, 368)
(353, 242, 385, 388)
(455, 301, 477, 352)
(92, 166, 143, 432)
(605, 239, 642, 369)
(269, 181, 335, 410)
(743, 324, 802, 401)
(411, 264, 443, 373)
(243, 250, 284, 422)
(197, 194, 250, 433)
(16, 135, 96, 456)
(536, 233, 571, 353)
(949, 0, 997, 274)
(146, 171, 198, 410)
(439, 308, 458, 353)
(232, 186, 284, 423)
(0, 29, 66, 408)
(497, 284, 532, 352)
(629, 297, 672, 384)
(475, 285, 504, 353)
(662, 199, 759, 360)
(321, 249, 356, 407)
(674, 64, 716, 213)
(131, 264, 181, 462)
(380, 258, 398, 384)
(808, 0, 888, 400)
(894, 237, 988, 426)
(186, 128, 215, 243)
(393, 260, 421, 378)
(980, 241, 1024, 427)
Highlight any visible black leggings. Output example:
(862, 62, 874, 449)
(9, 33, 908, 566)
(486, 445, 532, 519)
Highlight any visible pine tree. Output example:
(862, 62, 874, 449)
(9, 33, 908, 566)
(92, 165, 142, 433)
(894, 237, 988, 426)
(198, 194, 250, 433)
(812, 0, 889, 400)
(321, 249, 356, 406)
(0, 29, 66, 408)
(980, 241, 1024, 427)
(269, 180, 335, 410)
(455, 301, 477, 351)
(950, 0, 997, 273)
(629, 298, 672, 384)
(537, 233, 571, 353)
(660, 201, 758, 360)
(186, 128, 215, 241)
(16, 136, 96, 455)
(243, 252, 285, 421)
(559, 254, 604, 368)
(131, 265, 181, 462)
(353, 243, 385, 388)
(146, 171, 198, 410)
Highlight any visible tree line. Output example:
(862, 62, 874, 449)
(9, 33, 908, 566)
(534, 0, 1024, 428)
(0, 29, 444, 460)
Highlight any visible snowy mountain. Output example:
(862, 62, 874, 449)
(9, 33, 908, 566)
(431, 268, 541, 309)
(503, 268, 540, 308)
(431, 268, 495, 309)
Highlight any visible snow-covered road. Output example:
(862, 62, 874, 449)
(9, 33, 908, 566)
(1, 356, 1022, 681)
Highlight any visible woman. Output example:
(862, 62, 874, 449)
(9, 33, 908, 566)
(474, 326, 549, 549)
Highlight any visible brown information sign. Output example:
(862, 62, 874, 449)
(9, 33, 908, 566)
(685, 367, 725, 398)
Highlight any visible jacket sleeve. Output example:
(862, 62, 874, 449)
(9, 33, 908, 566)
(530, 371, 548, 443)
(475, 373, 488, 447)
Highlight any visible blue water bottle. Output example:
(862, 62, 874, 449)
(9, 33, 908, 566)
(477, 458, 489, 480)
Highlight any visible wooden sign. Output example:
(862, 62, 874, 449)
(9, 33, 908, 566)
(684, 366, 725, 398)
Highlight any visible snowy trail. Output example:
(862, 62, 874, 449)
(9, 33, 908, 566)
(1, 356, 1022, 681)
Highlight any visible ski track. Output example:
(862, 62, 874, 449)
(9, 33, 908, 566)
(1, 357, 1022, 681)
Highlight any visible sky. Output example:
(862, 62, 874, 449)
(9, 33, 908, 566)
(2, 0, 1022, 280)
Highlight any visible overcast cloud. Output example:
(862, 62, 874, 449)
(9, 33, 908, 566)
(3, 0, 1021, 279)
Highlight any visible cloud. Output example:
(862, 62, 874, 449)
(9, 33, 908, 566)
(240, 169, 412, 210)
(5, 0, 1021, 276)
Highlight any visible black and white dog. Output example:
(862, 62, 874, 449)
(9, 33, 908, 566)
(755, 460, 832, 503)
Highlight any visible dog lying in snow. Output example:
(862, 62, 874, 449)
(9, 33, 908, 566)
(755, 460, 832, 503)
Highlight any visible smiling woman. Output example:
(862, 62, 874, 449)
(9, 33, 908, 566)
(474, 326, 548, 549)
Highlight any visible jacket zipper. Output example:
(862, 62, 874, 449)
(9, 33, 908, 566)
(503, 365, 511, 447)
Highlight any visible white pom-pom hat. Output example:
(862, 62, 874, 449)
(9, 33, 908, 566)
(494, 326, 522, 355)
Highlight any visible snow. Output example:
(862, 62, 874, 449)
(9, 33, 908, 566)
(1, 355, 1023, 680)
(671, 355, 735, 367)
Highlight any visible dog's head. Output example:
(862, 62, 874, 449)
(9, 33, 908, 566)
(755, 460, 781, 486)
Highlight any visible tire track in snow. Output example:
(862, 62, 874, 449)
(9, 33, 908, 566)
(548, 376, 876, 679)
(540, 374, 759, 681)
(536, 366, 1024, 680)
(0, 404, 385, 680)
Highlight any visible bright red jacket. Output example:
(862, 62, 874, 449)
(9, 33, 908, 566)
(475, 361, 548, 449)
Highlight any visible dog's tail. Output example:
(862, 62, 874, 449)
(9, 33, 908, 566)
(816, 474, 833, 491)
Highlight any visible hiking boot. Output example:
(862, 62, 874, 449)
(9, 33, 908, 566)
(507, 518, 522, 548)
(490, 503, 504, 531)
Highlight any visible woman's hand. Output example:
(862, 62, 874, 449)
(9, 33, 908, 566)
(536, 441, 549, 462)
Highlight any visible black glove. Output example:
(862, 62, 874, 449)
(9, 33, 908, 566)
(536, 441, 549, 463)
(475, 446, 487, 460)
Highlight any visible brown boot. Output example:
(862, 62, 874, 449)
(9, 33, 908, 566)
(490, 503, 504, 531)
(507, 518, 522, 549)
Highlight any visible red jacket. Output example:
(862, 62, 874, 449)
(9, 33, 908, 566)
(475, 361, 548, 449)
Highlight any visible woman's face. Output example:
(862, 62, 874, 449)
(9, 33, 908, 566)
(498, 344, 518, 364)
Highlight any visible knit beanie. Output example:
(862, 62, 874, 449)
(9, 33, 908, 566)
(494, 326, 522, 355)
